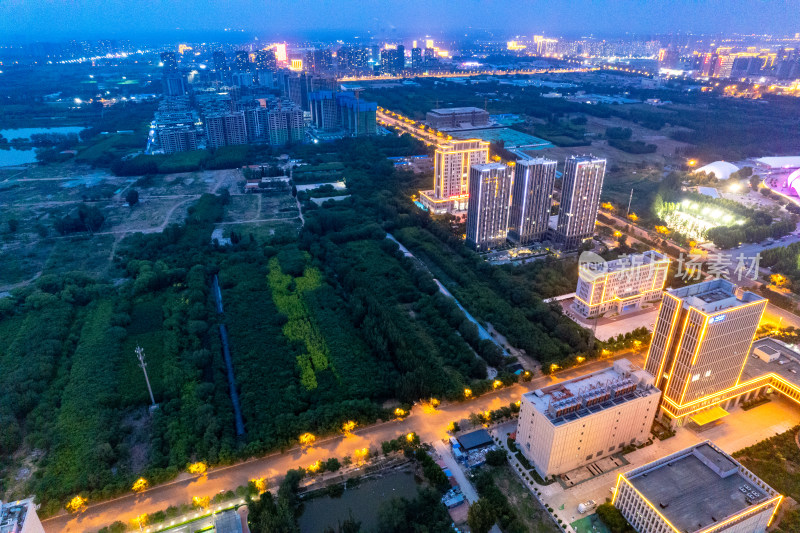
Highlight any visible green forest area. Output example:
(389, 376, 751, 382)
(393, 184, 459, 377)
(0, 134, 593, 515)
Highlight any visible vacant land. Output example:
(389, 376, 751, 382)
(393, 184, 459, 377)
(0, 164, 284, 288)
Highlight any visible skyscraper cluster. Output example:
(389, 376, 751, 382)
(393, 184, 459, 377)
(420, 141, 606, 252)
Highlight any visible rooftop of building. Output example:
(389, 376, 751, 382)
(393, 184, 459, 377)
(580, 250, 669, 278)
(567, 154, 606, 163)
(667, 279, 764, 314)
(516, 157, 557, 166)
(1, 499, 35, 533)
(472, 162, 509, 172)
(625, 442, 777, 533)
(523, 359, 657, 426)
(742, 337, 800, 387)
(428, 107, 489, 115)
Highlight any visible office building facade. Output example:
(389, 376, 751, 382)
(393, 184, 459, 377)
(517, 359, 659, 477)
(552, 155, 605, 250)
(613, 441, 782, 533)
(645, 279, 767, 424)
(575, 250, 670, 318)
(507, 157, 557, 244)
(426, 107, 491, 130)
(465, 163, 512, 252)
(420, 139, 490, 214)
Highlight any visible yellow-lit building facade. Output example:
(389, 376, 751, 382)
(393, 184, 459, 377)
(419, 138, 489, 214)
(574, 250, 669, 319)
(645, 279, 771, 425)
(613, 441, 782, 533)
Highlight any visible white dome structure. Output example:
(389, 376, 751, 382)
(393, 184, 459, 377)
(787, 168, 800, 196)
(694, 161, 740, 180)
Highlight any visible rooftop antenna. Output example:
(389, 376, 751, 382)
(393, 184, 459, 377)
(135, 346, 157, 410)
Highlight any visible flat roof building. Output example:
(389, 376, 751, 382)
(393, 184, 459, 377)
(517, 359, 659, 477)
(575, 250, 670, 319)
(508, 157, 557, 245)
(645, 279, 766, 425)
(1, 499, 45, 533)
(613, 441, 782, 533)
(426, 107, 490, 131)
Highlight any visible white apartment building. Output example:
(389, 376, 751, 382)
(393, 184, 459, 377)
(516, 359, 659, 477)
(574, 250, 670, 318)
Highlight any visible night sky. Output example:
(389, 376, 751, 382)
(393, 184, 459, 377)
(1, 0, 798, 40)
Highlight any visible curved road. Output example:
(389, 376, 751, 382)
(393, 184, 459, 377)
(42, 351, 643, 532)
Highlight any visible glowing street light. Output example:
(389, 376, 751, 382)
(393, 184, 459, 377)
(342, 420, 357, 436)
(132, 477, 149, 493)
(464, 388, 472, 398)
(299, 432, 316, 448)
(66, 495, 87, 514)
(492, 380, 503, 389)
(187, 462, 207, 475)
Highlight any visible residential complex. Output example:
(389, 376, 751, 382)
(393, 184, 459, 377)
(507, 157, 557, 245)
(0, 499, 45, 533)
(552, 155, 606, 250)
(465, 163, 513, 251)
(516, 359, 659, 477)
(574, 250, 670, 318)
(158, 128, 198, 153)
(420, 138, 490, 214)
(205, 111, 248, 148)
(613, 441, 782, 533)
(644, 279, 767, 425)
(426, 107, 491, 130)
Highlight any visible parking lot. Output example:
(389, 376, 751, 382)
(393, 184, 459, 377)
(560, 298, 660, 341)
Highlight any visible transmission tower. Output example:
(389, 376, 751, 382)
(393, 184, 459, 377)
(135, 346, 157, 409)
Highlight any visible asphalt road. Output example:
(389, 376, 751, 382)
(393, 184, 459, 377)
(42, 351, 643, 533)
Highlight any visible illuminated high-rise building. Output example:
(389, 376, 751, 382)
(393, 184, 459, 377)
(507, 157, 557, 244)
(212, 51, 227, 72)
(465, 163, 512, 251)
(645, 279, 766, 425)
(552, 155, 606, 250)
(411, 47, 423, 72)
(160, 51, 177, 71)
(205, 112, 248, 148)
(234, 51, 250, 72)
(255, 49, 277, 71)
(419, 139, 490, 214)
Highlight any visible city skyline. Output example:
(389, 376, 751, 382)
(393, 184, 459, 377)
(1, 1, 800, 40)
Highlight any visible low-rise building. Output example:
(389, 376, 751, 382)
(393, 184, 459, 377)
(516, 359, 659, 477)
(613, 441, 782, 533)
(426, 107, 490, 130)
(574, 250, 670, 318)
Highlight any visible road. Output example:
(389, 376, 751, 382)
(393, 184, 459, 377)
(432, 441, 479, 504)
(42, 351, 643, 533)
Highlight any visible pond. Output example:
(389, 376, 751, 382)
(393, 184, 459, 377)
(298, 469, 420, 532)
(0, 146, 37, 167)
(0, 126, 87, 141)
(0, 126, 87, 167)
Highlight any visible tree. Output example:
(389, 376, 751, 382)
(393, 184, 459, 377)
(485, 448, 507, 467)
(596, 503, 635, 533)
(291, 185, 297, 197)
(126, 189, 140, 206)
(467, 498, 496, 533)
(7, 219, 19, 233)
(750, 175, 761, 190)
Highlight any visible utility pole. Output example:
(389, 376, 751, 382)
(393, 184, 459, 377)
(135, 346, 156, 409)
(626, 188, 634, 219)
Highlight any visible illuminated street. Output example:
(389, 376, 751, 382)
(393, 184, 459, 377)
(41, 352, 642, 533)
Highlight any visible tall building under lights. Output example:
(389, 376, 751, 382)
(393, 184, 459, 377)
(552, 155, 606, 250)
(212, 51, 227, 72)
(645, 279, 766, 425)
(574, 250, 670, 319)
(613, 441, 782, 533)
(465, 163, 513, 252)
(160, 51, 177, 71)
(517, 359, 659, 478)
(234, 51, 250, 72)
(507, 157, 557, 244)
(205, 112, 248, 148)
(419, 139, 490, 214)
